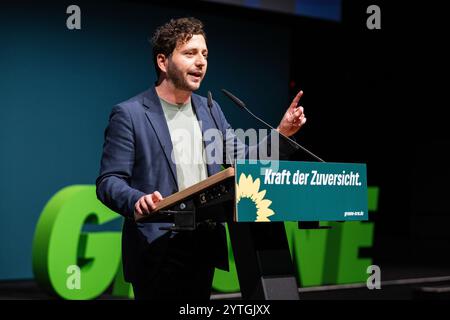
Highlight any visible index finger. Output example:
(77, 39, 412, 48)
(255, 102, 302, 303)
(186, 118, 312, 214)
(152, 191, 163, 202)
(289, 90, 303, 110)
(144, 195, 156, 211)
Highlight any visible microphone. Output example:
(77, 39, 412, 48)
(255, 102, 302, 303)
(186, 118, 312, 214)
(221, 88, 325, 163)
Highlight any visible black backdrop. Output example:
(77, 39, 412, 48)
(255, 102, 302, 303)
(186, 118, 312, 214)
(177, 0, 450, 268)
(288, 0, 450, 267)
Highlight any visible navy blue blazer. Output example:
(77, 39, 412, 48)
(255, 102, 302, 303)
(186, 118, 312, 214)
(96, 86, 296, 282)
(96, 86, 235, 282)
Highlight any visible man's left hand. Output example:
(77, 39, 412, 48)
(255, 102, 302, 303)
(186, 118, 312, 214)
(276, 90, 306, 137)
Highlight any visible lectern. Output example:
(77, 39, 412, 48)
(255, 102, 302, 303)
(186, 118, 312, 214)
(135, 160, 368, 300)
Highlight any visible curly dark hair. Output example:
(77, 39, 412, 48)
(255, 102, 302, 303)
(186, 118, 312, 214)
(151, 17, 207, 78)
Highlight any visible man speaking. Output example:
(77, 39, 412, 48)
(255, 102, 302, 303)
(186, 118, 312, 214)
(96, 17, 307, 300)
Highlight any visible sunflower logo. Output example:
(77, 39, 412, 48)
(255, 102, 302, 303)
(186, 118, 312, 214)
(236, 173, 275, 222)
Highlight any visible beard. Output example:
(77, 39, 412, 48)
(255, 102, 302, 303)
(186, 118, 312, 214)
(166, 59, 202, 92)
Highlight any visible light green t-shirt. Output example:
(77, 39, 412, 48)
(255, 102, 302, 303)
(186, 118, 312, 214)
(160, 97, 208, 191)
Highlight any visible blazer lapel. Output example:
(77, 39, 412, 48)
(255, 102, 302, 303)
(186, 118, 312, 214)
(191, 94, 223, 176)
(142, 87, 178, 187)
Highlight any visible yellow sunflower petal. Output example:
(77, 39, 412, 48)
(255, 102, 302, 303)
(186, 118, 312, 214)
(239, 173, 251, 198)
(255, 215, 270, 222)
(253, 190, 266, 203)
(260, 208, 274, 217)
(251, 178, 260, 197)
(257, 199, 272, 210)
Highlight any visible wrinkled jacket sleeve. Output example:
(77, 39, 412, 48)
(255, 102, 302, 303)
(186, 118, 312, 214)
(96, 105, 145, 218)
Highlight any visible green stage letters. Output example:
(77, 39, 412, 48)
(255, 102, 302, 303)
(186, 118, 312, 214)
(32, 185, 378, 299)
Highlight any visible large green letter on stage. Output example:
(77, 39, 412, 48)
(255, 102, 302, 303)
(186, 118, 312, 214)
(32, 185, 122, 299)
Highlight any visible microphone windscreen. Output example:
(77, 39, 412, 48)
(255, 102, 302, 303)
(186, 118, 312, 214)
(207, 91, 213, 108)
(221, 89, 246, 108)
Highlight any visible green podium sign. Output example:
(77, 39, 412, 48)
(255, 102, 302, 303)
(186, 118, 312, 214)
(235, 160, 368, 222)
